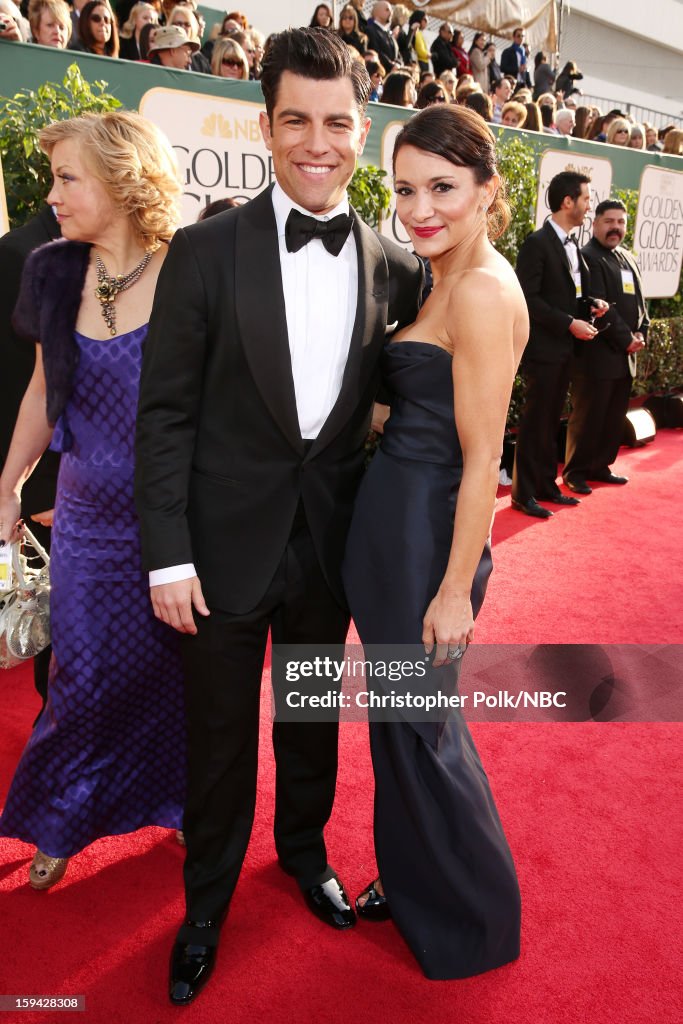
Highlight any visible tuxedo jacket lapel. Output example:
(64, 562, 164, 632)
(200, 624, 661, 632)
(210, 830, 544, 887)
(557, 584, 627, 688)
(309, 210, 388, 458)
(235, 187, 304, 456)
(543, 221, 575, 289)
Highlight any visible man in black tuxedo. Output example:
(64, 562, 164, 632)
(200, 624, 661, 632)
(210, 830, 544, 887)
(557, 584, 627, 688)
(511, 171, 607, 518)
(135, 27, 422, 1005)
(0, 207, 61, 709)
(563, 200, 649, 492)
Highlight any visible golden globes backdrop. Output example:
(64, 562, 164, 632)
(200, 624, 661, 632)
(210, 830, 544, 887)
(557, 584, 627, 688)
(139, 88, 272, 223)
(634, 166, 683, 299)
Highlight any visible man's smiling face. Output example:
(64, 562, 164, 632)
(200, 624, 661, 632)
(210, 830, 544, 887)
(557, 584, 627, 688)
(259, 71, 371, 215)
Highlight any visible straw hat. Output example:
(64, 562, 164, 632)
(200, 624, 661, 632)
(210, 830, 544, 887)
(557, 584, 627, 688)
(149, 25, 199, 53)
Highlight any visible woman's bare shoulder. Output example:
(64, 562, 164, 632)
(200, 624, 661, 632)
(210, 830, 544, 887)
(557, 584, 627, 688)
(448, 254, 524, 313)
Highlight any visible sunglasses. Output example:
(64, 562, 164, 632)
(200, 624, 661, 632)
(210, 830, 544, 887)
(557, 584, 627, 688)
(173, 20, 191, 28)
(590, 303, 615, 332)
(432, 96, 446, 103)
(222, 58, 243, 68)
(91, 12, 112, 23)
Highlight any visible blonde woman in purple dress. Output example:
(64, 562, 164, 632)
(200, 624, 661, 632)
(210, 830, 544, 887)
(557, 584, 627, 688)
(0, 112, 186, 890)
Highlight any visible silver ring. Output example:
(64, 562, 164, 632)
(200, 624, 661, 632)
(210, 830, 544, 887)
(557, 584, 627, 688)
(447, 644, 466, 660)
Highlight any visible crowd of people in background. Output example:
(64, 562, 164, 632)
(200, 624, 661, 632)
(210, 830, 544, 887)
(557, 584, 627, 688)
(0, 0, 681, 150)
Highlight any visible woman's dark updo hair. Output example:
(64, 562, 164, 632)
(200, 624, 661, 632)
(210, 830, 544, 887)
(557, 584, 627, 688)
(392, 105, 510, 239)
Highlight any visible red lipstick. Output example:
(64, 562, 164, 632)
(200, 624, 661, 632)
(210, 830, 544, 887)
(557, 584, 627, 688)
(413, 226, 443, 238)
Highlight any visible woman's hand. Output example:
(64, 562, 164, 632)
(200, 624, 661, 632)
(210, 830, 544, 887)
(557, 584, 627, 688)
(0, 493, 22, 546)
(371, 402, 390, 434)
(423, 589, 474, 667)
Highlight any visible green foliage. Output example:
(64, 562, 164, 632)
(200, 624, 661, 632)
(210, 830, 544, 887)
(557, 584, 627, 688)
(632, 317, 683, 396)
(612, 187, 638, 250)
(0, 63, 121, 227)
(506, 374, 526, 429)
(493, 136, 537, 267)
(349, 164, 391, 228)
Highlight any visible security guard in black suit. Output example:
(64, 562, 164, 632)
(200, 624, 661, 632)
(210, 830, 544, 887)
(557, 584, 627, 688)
(563, 199, 649, 493)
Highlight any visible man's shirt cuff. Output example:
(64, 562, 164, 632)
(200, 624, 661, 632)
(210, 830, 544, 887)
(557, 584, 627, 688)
(149, 564, 197, 587)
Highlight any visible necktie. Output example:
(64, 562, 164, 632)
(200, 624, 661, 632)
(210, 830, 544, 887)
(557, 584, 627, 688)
(285, 208, 353, 257)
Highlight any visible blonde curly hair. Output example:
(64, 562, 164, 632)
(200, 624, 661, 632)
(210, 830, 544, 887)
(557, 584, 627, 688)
(39, 111, 181, 248)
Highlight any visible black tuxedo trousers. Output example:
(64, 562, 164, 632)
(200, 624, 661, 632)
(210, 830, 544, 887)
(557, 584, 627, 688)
(180, 503, 349, 924)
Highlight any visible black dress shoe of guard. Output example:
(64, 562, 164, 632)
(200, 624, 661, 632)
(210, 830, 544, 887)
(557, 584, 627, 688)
(301, 876, 356, 930)
(542, 493, 580, 506)
(593, 472, 628, 484)
(564, 478, 592, 495)
(356, 880, 391, 922)
(169, 925, 219, 1005)
(511, 498, 553, 519)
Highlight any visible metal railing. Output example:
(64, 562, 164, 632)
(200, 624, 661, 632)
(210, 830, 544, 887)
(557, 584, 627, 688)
(577, 95, 682, 130)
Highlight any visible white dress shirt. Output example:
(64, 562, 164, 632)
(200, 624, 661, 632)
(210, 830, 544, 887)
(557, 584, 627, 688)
(548, 217, 579, 275)
(149, 183, 358, 588)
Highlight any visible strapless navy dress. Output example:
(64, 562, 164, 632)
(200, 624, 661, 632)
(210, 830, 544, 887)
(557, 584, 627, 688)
(343, 341, 521, 979)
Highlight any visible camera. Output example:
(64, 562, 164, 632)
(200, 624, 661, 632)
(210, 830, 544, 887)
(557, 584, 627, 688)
(0, 18, 11, 31)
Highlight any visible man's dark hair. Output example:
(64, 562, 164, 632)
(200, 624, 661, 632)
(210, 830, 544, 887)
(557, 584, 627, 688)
(260, 27, 371, 118)
(594, 199, 627, 217)
(547, 171, 591, 212)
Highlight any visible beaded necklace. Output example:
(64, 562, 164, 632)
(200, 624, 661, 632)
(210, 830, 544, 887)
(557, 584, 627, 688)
(94, 250, 153, 336)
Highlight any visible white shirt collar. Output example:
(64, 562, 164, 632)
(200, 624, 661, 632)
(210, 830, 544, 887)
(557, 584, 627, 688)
(271, 182, 350, 240)
(548, 217, 569, 244)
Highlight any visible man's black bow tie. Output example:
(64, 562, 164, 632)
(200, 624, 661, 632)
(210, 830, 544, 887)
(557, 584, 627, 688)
(564, 234, 579, 247)
(285, 208, 353, 257)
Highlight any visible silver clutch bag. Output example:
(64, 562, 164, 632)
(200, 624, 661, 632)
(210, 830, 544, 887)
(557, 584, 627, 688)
(0, 526, 51, 670)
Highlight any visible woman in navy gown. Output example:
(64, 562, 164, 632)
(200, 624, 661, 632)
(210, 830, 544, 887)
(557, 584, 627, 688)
(343, 105, 529, 979)
(0, 112, 186, 889)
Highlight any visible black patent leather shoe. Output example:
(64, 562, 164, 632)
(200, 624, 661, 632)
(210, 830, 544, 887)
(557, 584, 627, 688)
(593, 472, 628, 485)
(356, 880, 391, 922)
(542, 493, 580, 506)
(511, 498, 553, 519)
(301, 876, 356, 930)
(564, 478, 592, 495)
(169, 923, 219, 1005)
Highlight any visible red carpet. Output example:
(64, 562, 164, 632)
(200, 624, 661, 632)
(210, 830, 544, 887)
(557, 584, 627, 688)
(0, 430, 681, 1024)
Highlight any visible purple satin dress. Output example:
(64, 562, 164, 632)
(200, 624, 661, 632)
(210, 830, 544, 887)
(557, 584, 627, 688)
(0, 325, 186, 857)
